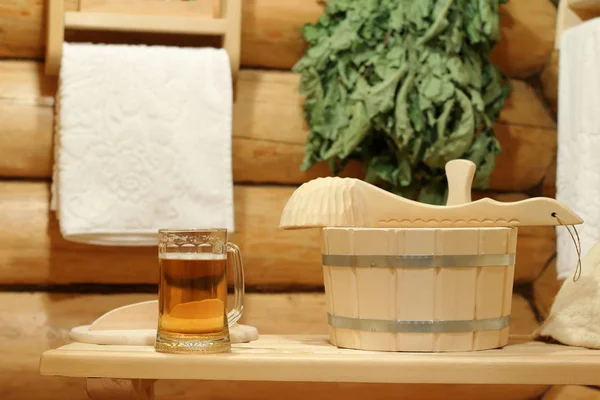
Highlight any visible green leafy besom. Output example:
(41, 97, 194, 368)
(293, 0, 510, 205)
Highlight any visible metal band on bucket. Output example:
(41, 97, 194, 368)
(327, 314, 510, 333)
(322, 253, 516, 268)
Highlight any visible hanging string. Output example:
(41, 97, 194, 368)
(552, 212, 582, 282)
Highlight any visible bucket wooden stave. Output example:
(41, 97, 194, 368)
(321, 227, 518, 352)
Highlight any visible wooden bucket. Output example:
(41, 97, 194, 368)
(321, 227, 518, 352)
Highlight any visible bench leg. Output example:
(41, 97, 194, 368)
(86, 378, 156, 400)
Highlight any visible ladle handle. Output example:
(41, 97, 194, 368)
(445, 159, 476, 206)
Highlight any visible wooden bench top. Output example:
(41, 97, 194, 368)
(40, 335, 600, 385)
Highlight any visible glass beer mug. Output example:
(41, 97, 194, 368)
(155, 229, 244, 354)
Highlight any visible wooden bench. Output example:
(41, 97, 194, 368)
(40, 335, 600, 400)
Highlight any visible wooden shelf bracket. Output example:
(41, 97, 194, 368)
(44, 0, 241, 81)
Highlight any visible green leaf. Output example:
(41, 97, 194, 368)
(341, 102, 371, 157)
(364, 66, 407, 118)
(447, 56, 470, 87)
(419, 75, 455, 104)
(416, 0, 453, 45)
(465, 129, 502, 188)
(423, 89, 475, 169)
(294, 0, 511, 204)
(302, 24, 324, 43)
(372, 156, 412, 186)
(418, 181, 447, 205)
(394, 72, 416, 147)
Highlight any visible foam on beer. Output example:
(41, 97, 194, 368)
(160, 252, 227, 260)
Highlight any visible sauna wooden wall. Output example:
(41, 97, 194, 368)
(0, 0, 574, 399)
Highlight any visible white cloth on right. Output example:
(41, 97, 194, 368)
(538, 242, 600, 349)
(556, 18, 600, 279)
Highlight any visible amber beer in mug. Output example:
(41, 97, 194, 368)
(155, 229, 244, 354)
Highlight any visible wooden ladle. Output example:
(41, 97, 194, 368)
(280, 160, 582, 229)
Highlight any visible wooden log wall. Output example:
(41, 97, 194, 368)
(0, 0, 575, 399)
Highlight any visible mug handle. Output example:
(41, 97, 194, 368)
(226, 242, 244, 326)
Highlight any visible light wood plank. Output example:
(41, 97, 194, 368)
(502, 231, 519, 345)
(541, 50, 560, 115)
(64, 11, 227, 34)
(498, 80, 556, 129)
(544, 156, 557, 199)
(0, 181, 555, 286)
(0, 181, 320, 287)
(543, 385, 600, 399)
(473, 229, 514, 350)
(0, 0, 323, 69)
(41, 334, 600, 385)
(0, 0, 77, 59)
(489, 123, 557, 192)
(569, 0, 600, 12)
(0, 102, 54, 178)
(79, 0, 217, 17)
(0, 62, 556, 191)
(534, 258, 563, 320)
(223, 0, 242, 86)
(490, 0, 557, 78)
(510, 293, 540, 336)
(433, 229, 480, 351)
(0, 0, 559, 77)
(513, 225, 556, 283)
(333, 157, 570, 228)
(238, 0, 323, 69)
(0, 60, 57, 104)
(45, 0, 64, 75)
(555, 0, 588, 50)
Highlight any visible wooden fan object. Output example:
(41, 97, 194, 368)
(69, 300, 259, 346)
(280, 160, 583, 230)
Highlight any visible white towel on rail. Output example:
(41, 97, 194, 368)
(52, 43, 234, 246)
(556, 19, 600, 278)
